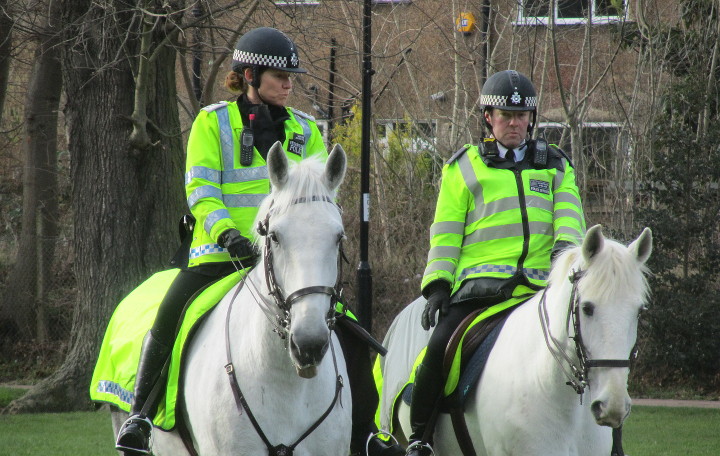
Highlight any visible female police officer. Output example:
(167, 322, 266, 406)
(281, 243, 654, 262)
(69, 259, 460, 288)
(116, 27, 401, 456)
(405, 70, 586, 456)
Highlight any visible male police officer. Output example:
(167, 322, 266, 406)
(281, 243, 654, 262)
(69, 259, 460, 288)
(405, 70, 585, 456)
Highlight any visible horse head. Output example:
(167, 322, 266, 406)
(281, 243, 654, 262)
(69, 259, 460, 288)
(560, 224, 652, 428)
(257, 141, 347, 379)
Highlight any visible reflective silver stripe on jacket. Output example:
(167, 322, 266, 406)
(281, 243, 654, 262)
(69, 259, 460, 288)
(214, 104, 235, 172)
(223, 194, 267, 208)
(430, 221, 465, 237)
(186, 166, 221, 185)
(204, 208, 231, 236)
(187, 185, 223, 209)
(423, 260, 456, 278)
(457, 264, 549, 282)
(462, 221, 553, 247)
(292, 109, 314, 158)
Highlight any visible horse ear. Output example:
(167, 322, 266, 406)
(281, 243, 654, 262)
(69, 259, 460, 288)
(629, 227, 653, 264)
(268, 141, 289, 190)
(325, 144, 347, 191)
(582, 224, 605, 262)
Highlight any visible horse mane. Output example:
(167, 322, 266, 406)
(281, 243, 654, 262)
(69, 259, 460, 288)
(252, 156, 340, 241)
(549, 238, 650, 304)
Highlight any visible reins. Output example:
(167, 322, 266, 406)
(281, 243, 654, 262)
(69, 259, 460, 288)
(219, 194, 346, 455)
(539, 268, 638, 399)
(223, 278, 344, 456)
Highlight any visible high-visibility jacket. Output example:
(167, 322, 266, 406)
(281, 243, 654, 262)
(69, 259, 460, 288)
(422, 139, 585, 298)
(185, 100, 327, 267)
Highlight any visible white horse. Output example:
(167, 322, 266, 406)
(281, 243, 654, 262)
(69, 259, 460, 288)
(380, 225, 652, 456)
(111, 142, 352, 455)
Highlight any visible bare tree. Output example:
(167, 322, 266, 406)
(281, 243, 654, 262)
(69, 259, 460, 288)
(0, 0, 11, 123)
(7, 0, 187, 413)
(2, 0, 63, 341)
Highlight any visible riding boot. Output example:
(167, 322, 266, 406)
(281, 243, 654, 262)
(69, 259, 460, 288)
(116, 331, 172, 456)
(405, 363, 443, 456)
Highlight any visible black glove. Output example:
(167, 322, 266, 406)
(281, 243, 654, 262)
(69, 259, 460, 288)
(218, 229, 255, 260)
(421, 282, 451, 331)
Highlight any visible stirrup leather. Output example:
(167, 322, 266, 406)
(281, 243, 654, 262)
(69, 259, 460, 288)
(115, 415, 154, 454)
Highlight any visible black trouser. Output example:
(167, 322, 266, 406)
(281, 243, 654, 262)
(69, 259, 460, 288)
(150, 269, 221, 343)
(409, 301, 481, 443)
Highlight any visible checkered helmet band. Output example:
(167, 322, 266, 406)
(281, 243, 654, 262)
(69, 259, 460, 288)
(233, 49, 291, 70)
(480, 93, 537, 109)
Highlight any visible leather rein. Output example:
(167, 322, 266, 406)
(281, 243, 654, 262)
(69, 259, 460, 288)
(223, 195, 346, 456)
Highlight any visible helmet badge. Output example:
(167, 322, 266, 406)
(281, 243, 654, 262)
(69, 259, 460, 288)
(290, 52, 299, 68)
(510, 91, 522, 105)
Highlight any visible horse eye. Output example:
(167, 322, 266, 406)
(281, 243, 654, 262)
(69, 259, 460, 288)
(269, 231, 279, 244)
(338, 233, 346, 244)
(582, 302, 595, 316)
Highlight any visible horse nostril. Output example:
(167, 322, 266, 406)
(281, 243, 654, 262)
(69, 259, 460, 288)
(591, 400, 605, 420)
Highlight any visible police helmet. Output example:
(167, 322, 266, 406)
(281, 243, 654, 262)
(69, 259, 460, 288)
(232, 27, 306, 88)
(480, 70, 537, 135)
(480, 70, 537, 112)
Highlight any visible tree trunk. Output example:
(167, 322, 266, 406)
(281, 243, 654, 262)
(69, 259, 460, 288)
(0, 0, 11, 123)
(6, 0, 185, 413)
(2, 4, 63, 340)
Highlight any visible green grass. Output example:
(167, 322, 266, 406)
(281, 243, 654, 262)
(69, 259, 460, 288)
(623, 406, 720, 456)
(0, 409, 117, 456)
(0, 386, 27, 407)
(0, 388, 718, 456)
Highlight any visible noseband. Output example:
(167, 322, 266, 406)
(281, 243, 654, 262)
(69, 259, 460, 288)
(539, 268, 639, 397)
(256, 195, 345, 340)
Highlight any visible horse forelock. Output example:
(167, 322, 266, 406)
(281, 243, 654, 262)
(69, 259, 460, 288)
(550, 239, 650, 305)
(252, 156, 341, 243)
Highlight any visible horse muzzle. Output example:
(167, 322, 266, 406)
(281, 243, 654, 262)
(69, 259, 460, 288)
(591, 395, 631, 428)
(289, 332, 330, 378)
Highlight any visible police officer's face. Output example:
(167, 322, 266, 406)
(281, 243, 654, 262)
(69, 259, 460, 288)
(485, 109, 530, 149)
(255, 69, 294, 106)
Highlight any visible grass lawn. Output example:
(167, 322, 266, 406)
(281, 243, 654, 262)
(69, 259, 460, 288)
(621, 406, 720, 456)
(1, 387, 719, 455)
(0, 409, 117, 456)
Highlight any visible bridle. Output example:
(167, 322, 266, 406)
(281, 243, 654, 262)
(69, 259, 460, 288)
(220, 195, 346, 456)
(539, 268, 640, 398)
(256, 195, 346, 340)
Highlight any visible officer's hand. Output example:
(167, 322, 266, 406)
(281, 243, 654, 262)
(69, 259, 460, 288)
(421, 283, 451, 331)
(219, 229, 256, 260)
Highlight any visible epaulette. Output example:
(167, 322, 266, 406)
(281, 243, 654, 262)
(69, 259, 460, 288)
(291, 108, 315, 122)
(201, 101, 229, 113)
(446, 145, 470, 164)
(550, 144, 574, 168)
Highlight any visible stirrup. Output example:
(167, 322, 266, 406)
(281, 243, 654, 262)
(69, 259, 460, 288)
(366, 429, 402, 455)
(406, 440, 435, 456)
(115, 415, 154, 455)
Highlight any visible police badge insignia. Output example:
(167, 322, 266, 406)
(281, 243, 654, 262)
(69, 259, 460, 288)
(510, 91, 522, 105)
(290, 52, 299, 68)
(287, 133, 305, 156)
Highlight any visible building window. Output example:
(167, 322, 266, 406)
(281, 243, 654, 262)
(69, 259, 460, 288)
(537, 122, 630, 208)
(314, 119, 330, 147)
(517, 0, 628, 26)
(376, 119, 436, 154)
(274, 0, 320, 6)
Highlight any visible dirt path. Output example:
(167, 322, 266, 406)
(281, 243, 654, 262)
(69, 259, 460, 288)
(633, 398, 720, 409)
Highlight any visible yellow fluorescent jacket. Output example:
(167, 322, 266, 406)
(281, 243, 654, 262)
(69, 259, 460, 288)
(422, 142, 586, 295)
(185, 100, 327, 267)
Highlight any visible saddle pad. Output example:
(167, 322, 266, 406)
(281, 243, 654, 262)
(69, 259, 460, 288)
(374, 295, 526, 435)
(90, 268, 246, 430)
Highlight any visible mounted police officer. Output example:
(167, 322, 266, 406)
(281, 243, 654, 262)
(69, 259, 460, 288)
(116, 27, 401, 456)
(404, 70, 586, 456)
